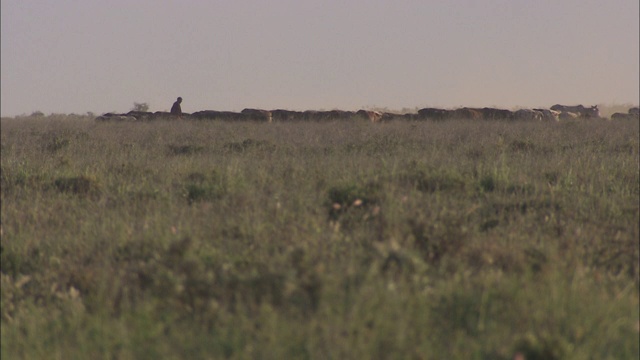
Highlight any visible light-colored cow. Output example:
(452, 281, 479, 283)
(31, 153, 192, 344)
(95, 113, 137, 122)
(558, 112, 580, 120)
(513, 109, 543, 121)
(533, 108, 560, 122)
(356, 110, 383, 122)
(452, 108, 483, 120)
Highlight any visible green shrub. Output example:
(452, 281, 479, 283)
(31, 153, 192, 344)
(53, 175, 100, 196)
(45, 136, 70, 153)
(182, 171, 227, 204)
(167, 144, 204, 156)
(400, 167, 466, 193)
(326, 182, 381, 222)
(223, 139, 276, 153)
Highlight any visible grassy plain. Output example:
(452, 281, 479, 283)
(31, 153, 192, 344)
(1, 115, 639, 359)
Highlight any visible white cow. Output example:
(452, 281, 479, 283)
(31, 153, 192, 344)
(533, 109, 560, 122)
(558, 112, 580, 120)
(514, 109, 543, 121)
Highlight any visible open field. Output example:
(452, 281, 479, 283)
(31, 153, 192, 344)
(1, 115, 639, 359)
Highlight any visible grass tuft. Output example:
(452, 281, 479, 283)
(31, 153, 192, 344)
(53, 175, 100, 196)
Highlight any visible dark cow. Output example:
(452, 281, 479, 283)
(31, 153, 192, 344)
(301, 110, 324, 121)
(270, 109, 303, 121)
(154, 111, 172, 117)
(611, 112, 638, 120)
(191, 110, 243, 121)
(97, 111, 196, 121)
(95, 113, 137, 122)
(325, 110, 356, 121)
(452, 107, 483, 120)
(126, 111, 154, 120)
(550, 104, 600, 118)
(153, 111, 179, 120)
(480, 107, 513, 120)
(381, 112, 414, 121)
(241, 108, 272, 122)
(417, 108, 452, 121)
(299, 110, 354, 121)
(628, 107, 639, 116)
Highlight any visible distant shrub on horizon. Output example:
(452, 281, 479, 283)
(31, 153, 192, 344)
(132, 102, 150, 112)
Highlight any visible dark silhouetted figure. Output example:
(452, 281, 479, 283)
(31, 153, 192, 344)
(170, 97, 183, 116)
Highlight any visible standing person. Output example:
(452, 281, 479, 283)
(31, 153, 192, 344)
(170, 97, 183, 116)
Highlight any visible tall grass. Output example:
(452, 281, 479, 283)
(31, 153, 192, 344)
(2, 115, 638, 359)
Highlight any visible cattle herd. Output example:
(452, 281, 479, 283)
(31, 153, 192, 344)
(95, 105, 640, 122)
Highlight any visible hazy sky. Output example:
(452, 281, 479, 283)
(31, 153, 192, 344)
(2, 1, 638, 116)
